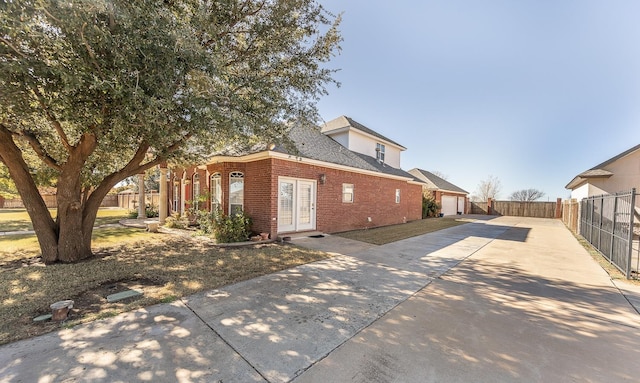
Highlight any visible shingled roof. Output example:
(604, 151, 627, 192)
(565, 143, 640, 189)
(321, 116, 406, 150)
(409, 168, 468, 194)
(212, 122, 416, 180)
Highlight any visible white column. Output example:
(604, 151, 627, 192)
(159, 167, 168, 224)
(137, 173, 146, 219)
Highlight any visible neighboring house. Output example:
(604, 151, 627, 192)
(408, 168, 469, 215)
(169, 116, 423, 239)
(565, 144, 640, 205)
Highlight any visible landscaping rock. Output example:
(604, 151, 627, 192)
(106, 289, 143, 303)
(33, 314, 52, 322)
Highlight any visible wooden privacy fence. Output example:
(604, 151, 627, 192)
(561, 199, 580, 233)
(469, 198, 562, 219)
(117, 192, 160, 210)
(0, 194, 118, 208)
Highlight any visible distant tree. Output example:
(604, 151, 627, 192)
(0, 0, 341, 263)
(474, 175, 502, 201)
(0, 164, 18, 198)
(509, 188, 545, 201)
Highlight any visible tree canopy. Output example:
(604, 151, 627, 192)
(0, 0, 341, 262)
(509, 188, 545, 201)
(473, 175, 502, 202)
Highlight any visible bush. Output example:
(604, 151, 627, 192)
(145, 203, 159, 218)
(422, 195, 440, 218)
(213, 210, 252, 243)
(192, 209, 216, 235)
(164, 212, 189, 229)
(127, 210, 138, 219)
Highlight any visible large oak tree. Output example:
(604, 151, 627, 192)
(0, 0, 341, 263)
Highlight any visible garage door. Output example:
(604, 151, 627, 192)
(441, 195, 457, 216)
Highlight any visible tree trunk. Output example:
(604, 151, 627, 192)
(0, 126, 60, 262)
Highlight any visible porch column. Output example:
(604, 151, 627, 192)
(159, 166, 168, 224)
(137, 173, 146, 219)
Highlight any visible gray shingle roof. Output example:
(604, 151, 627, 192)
(321, 116, 406, 150)
(410, 168, 468, 194)
(273, 123, 380, 172)
(213, 122, 416, 180)
(565, 143, 640, 189)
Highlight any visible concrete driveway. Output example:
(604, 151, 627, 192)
(1, 216, 639, 382)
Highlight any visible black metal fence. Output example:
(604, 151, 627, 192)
(580, 189, 637, 279)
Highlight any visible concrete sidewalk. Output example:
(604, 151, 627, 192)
(1, 217, 639, 382)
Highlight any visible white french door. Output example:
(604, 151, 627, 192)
(278, 177, 316, 233)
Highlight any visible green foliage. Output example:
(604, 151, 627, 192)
(0, 0, 341, 261)
(0, 164, 18, 198)
(145, 203, 158, 218)
(1, 1, 341, 186)
(164, 213, 189, 229)
(127, 210, 138, 219)
(192, 209, 216, 235)
(213, 210, 252, 243)
(422, 195, 440, 218)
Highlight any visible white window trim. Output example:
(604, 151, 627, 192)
(342, 183, 354, 203)
(376, 143, 386, 162)
(229, 171, 244, 215)
(395, 189, 401, 204)
(210, 173, 222, 211)
(192, 173, 200, 210)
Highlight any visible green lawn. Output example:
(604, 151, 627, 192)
(335, 217, 470, 245)
(0, 207, 131, 232)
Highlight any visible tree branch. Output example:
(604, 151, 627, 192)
(19, 131, 63, 171)
(80, 22, 104, 79)
(0, 36, 27, 59)
(30, 86, 73, 151)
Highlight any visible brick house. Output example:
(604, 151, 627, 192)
(407, 168, 468, 216)
(168, 116, 423, 239)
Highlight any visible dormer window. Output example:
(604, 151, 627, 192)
(376, 143, 385, 162)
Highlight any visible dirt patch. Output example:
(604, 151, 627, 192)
(20, 277, 166, 341)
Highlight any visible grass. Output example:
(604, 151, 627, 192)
(0, 227, 151, 263)
(0, 210, 469, 346)
(572, 232, 640, 285)
(0, 207, 131, 232)
(0, 234, 330, 345)
(335, 217, 468, 245)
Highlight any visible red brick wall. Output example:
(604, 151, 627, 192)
(270, 159, 422, 234)
(432, 190, 468, 214)
(175, 158, 422, 237)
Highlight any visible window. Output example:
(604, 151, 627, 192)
(192, 173, 200, 210)
(376, 143, 385, 162)
(395, 189, 401, 204)
(210, 173, 222, 211)
(173, 183, 180, 213)
(342, 183, 354, 203)
(229, 171, 244, 215)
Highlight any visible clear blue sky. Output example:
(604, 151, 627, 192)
(316, 0, 640, 200)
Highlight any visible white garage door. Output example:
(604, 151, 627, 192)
(441, 195, 457, 216)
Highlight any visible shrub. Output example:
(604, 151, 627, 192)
(213, 210, 252, 243)
(127, 210, 138, 219)
(164, 212, 189, 229)
(192, 209, 216, 235)
(145, 203, 159, 218)
(422, 195, 440, 218)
